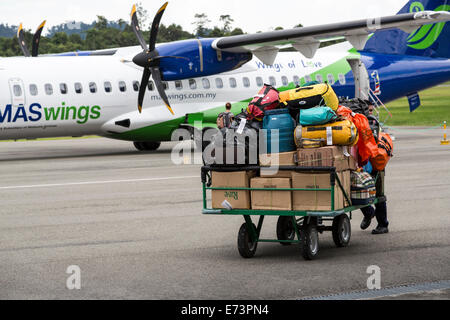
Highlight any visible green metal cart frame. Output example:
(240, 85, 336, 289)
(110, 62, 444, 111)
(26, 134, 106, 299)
(201, 165, 385, 260)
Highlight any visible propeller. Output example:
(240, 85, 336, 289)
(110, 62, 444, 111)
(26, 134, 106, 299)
(131, 2, 177, 115)
(17, 20, 46, 57)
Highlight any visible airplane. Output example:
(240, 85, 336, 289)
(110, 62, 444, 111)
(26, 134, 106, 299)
(0, 0, 449, 151)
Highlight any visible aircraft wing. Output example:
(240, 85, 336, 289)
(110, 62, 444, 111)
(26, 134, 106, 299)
(212, 11, 450, 63)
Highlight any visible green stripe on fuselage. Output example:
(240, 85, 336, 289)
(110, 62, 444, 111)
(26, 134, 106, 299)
(109, 51, 358, 142)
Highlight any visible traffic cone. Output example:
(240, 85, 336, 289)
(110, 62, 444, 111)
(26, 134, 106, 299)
(441, 121, 449, 145)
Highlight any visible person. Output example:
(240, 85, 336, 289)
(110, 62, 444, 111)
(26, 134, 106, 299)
(225, 102, 234, 115)
(360, 103, 389, 234)
(216, 103, 234, 129)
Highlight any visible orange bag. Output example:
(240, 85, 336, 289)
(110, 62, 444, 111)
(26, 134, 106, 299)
(336, 106, 378, 164)
(370, 132, 393, 171)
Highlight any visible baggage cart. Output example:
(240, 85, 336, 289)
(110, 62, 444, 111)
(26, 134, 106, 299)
(201, 165, 385, 260)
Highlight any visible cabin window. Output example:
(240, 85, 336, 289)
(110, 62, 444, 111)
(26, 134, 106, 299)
(175, 80, 183, 90)
(89, 82, 97, 93)
(189, 79, 197, 90)
(163, 82, 168, 90)
(281, 76, 289, 86)
(29, 84, 38, 96)
(148, 80, 154, 91)
(13, 85, 22, 97)
(293, 76, 300, 87)
(304, 74, 312, 83)
(338, 74, 346, 85)
(315, 74, 324, 83)
(269, 76, 276, 86)
(74, 82, 83, 94)
(327, 74, 335, 84)
(215, 78, 223, 89)
(132, 81, 139, 92)
(256, 77, 263, 87)
(119, 81, 127, 92)
(243, 77, 250, 88)
(104, 81, 112, 93)
(202, 78, 210, 89)
(45, 83, 53, 95)
(60, 83, 68, 94)
(229, 77, 237, 88)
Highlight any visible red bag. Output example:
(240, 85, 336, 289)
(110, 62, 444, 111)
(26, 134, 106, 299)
(337, 106, 378, 164)
(370, 132, 393, 171)
(247, 84, 280, 121)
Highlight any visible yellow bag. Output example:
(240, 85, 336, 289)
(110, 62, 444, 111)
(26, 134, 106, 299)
(294, 119, 359, 148)
(279, 83, 339, 112)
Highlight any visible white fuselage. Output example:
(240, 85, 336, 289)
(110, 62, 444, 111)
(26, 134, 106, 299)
(0, 42, 352, 141)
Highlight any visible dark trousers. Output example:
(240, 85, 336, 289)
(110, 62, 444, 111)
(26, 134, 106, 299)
(360, 170, 388, 228)
(361, 201, 389, 228)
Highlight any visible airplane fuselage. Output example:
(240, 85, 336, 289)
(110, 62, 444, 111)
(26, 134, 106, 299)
(1, 42, 449, 142)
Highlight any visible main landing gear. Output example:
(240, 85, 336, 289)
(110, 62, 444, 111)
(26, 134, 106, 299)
(133, 141, 161, 151)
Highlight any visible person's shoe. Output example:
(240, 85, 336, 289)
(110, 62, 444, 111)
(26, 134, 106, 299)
(360, 215, 374, 230)
(371, 226, 389, 234)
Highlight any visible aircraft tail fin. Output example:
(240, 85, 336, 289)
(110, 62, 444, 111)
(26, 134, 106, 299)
(364, 0, 450, 58)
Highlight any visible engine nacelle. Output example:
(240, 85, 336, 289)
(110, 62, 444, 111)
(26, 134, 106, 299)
(156, 38, 252, 81)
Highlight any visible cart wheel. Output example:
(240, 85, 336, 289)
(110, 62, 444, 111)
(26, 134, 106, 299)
(276, 216, 296, 246)
(332, 214, 351, 247)
(237, 223, 258, 258)
(299, 223, 319, 260)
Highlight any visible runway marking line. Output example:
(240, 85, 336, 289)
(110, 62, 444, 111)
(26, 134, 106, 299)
(0, 175, 198, 190)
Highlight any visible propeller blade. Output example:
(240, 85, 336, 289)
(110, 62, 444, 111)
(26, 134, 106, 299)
(138, 68, 151, 113)
(17, 23, 31, 57)
(31, 20, 46, 57)
(151, 66, 174, 115)
(130, 4, 148, 51)
(149, 2, 168, 51)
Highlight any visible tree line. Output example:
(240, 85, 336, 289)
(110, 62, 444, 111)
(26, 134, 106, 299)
(0, 4, 342, 57)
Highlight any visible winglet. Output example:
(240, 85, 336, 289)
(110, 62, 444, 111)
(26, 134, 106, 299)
(131, 4, 137, 17)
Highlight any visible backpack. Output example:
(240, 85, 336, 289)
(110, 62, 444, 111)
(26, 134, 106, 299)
(246, 84, 280, 121)
(370, 132, 393, 171)
(338, 97, 371, 117)
(216, 112, 234, 129)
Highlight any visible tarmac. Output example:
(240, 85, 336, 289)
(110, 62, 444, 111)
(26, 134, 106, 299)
(0, 127, 449, 300)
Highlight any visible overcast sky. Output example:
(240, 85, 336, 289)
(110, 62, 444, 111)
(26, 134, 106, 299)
(0, 0, 408, 34)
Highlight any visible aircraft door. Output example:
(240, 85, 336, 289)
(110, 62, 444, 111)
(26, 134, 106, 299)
(9, 78, 26, 107)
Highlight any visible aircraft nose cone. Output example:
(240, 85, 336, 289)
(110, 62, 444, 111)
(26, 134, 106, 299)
(133, 51, 149, 68)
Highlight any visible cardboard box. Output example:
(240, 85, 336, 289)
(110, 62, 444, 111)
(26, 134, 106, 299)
(211, 171, 255, 209)
(292, 171, 351, 211)
(296, 146, 357, 171)
(250, 178, 292, 210)
(260, 151, 296, 178)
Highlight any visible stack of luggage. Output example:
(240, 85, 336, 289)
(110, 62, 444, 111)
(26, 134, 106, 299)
(208, 81, 393, 211)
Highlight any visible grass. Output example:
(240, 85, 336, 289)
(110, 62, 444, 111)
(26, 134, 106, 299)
(379, 82, 450, 126)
